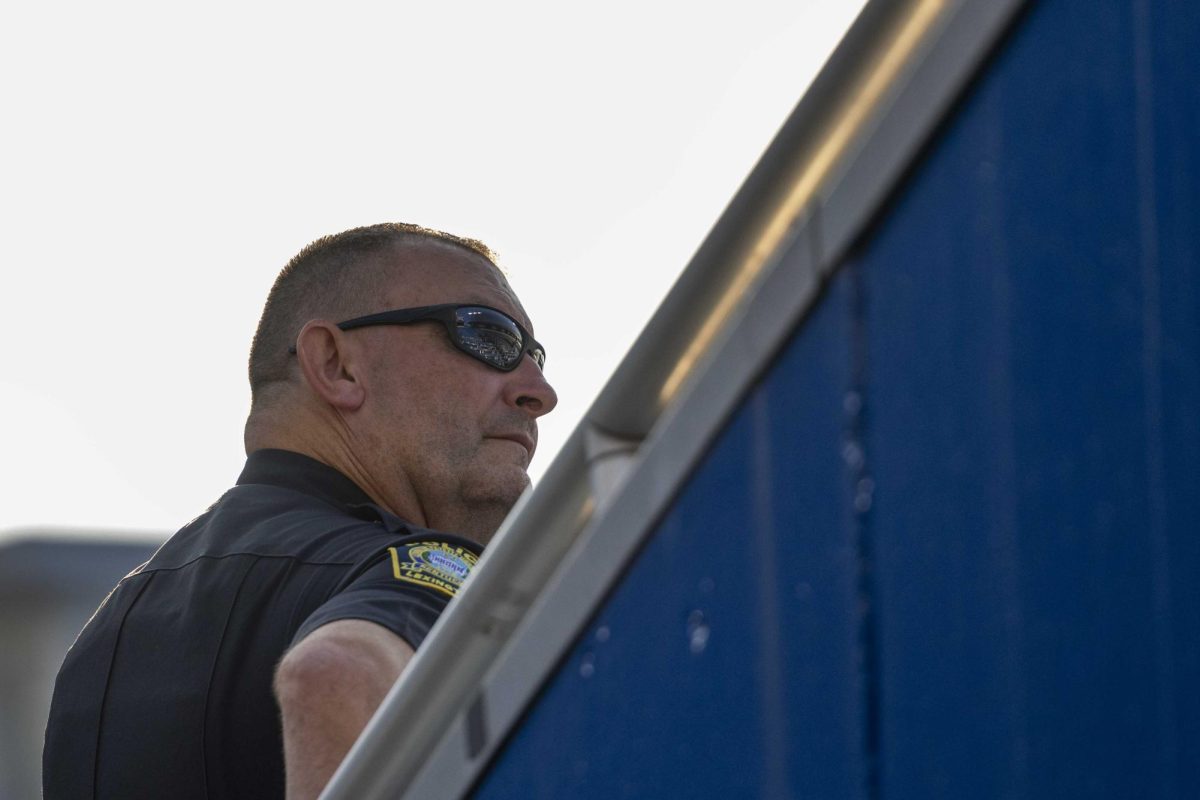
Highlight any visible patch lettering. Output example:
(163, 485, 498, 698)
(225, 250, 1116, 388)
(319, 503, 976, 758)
(389, 542, 479, 598)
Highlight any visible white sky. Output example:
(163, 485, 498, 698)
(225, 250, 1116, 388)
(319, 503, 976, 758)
(1, 1, 865, 540)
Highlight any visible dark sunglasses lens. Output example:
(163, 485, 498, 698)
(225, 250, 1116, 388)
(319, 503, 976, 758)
(455, 307, 525, 369)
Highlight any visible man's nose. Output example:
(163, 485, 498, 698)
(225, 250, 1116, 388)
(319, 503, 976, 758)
(505, 355, 558, 417)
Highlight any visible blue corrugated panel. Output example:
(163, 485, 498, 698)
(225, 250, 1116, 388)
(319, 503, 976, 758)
(473, 265, 864, 799)
(857, 0, 1198, 796)
(473, 0, 1198, 796)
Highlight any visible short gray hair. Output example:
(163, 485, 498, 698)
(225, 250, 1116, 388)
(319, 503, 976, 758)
(247, 222, 497, 401)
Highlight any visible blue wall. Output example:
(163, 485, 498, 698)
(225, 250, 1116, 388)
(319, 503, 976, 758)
(474, 0, 1200, 796)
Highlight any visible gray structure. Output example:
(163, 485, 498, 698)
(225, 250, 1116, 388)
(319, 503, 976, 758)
(0, 532, 162, 800)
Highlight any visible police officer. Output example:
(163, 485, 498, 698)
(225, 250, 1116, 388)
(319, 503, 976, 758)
(43, 224, 558, 799)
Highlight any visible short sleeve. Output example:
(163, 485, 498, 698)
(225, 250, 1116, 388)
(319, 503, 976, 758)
(293, 538, 481, 650)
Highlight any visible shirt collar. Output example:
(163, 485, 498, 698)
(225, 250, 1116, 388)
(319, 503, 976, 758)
(236, 449, 376, 512)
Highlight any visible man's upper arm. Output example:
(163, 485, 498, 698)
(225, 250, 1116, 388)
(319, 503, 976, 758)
(274, 619, 415, 800)
(272, 535, 480, 797)
(293, 538, 480, 650)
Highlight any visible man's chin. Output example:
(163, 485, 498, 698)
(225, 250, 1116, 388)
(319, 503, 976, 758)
(461, 465, 530, 514)
(456, 478, 530, 546)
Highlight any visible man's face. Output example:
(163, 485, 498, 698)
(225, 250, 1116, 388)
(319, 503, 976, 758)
(350, 242, 558, 539)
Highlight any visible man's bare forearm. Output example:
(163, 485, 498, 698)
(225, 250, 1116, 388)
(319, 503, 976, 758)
(274, 619, 415, 799)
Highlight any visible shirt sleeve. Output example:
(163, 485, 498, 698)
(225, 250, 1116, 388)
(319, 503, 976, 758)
(293, 538, 481, 650)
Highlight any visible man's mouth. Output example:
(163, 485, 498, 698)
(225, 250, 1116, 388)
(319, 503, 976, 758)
(488, 433, 535, 460)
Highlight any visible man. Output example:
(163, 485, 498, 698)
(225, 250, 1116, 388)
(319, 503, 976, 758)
(43, 223, 557, 799)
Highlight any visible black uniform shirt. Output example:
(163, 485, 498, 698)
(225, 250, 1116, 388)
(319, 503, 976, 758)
(43, 449, 482, 800)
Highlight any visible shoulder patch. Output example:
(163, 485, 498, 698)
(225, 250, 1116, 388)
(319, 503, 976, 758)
(388, 541, 479, 598)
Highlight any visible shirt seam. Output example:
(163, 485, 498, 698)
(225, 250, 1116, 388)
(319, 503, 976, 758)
(137, 551, 361, 575)
(91, 573, 155, 796)
(200, 557, 259, 798)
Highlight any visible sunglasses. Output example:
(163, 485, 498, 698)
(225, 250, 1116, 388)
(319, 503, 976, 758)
(291, 303, 546, 372)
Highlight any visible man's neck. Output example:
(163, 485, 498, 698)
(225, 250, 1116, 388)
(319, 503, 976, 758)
(246, 409, 428, 529)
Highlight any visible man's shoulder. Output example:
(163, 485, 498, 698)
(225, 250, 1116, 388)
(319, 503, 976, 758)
(147, 482, 409, 572)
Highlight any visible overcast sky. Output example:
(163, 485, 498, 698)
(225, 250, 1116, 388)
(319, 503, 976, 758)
(1, 1, 865, 540)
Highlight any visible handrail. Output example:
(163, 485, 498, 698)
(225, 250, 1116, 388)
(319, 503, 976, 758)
(321, 0, 1027, 796)
(590, 0, 949, 435)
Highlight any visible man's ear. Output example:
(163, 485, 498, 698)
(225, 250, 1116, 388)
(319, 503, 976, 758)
(293, 321, 366, 412)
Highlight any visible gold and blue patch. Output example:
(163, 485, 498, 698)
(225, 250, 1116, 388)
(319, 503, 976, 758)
(388, 541, 479, 598)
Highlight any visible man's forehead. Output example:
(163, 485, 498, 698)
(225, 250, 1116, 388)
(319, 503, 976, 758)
(377, 240, 533, 330)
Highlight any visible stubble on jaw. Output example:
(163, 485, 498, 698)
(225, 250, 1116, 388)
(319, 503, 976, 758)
(365, 388, 533, 542)
(429, 437, 533, 543)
